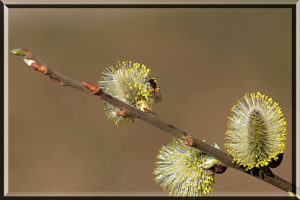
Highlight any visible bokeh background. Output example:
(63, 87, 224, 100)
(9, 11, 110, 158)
(8, 8, 292, 195)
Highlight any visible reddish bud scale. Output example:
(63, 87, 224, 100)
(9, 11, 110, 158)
(22, 49, 33, 60)
(31, 62, 48, 74)
(143, 107, 151, 113)
(113, 110, 126, 117)
(184, 136, 194, 147)
(82, 82, 102, 95)
(20, 48, 29, 53)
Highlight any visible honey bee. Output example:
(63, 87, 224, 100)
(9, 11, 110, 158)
(148, 78, 162, 104)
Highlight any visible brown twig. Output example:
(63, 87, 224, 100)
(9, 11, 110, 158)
(11, 48, 294, 193)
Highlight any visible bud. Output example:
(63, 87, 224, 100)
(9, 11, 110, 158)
(82, 82, 101, 94)
(10, 48, 28, 56)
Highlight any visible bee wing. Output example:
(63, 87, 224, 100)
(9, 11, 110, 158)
(153, 90, 162, 104)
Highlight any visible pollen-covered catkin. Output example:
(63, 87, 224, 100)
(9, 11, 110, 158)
(225, 92, 287, 170)
(98, 61, 158, 125)
(153, 139, 220, 196)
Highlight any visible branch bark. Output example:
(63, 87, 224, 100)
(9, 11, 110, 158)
(11, 48, 293, 194)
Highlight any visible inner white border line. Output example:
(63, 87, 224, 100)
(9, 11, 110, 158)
(4, 4, 9, 196)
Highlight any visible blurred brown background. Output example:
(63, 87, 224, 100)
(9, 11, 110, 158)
(8, 8, 292, 195)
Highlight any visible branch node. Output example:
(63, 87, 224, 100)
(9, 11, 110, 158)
(31, 62, 48, 74)
(112, 110, 128, 118)
(82, 81, 103, 95)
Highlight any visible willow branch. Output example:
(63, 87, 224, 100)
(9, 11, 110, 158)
(11, 48, 293, 193)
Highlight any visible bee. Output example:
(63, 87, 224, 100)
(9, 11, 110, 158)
(148, 78, 162, 104)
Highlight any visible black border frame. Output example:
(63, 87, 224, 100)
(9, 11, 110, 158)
(0, 3, 296, 199)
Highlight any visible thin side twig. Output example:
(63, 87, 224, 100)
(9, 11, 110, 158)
(11, 48, 293, 193)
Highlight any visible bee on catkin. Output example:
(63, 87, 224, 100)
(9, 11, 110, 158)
(98, 61, 161, 125)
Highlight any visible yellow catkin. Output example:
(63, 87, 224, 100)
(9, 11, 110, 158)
(153, 139, 217, 196)
(98, 61, 157, 125)
(225, 92, 287, 170)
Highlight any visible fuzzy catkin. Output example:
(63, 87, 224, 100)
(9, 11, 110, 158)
(98, 61, 155, 125)
(225, 92, 287, 170)
(153, 139, 218, 196)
